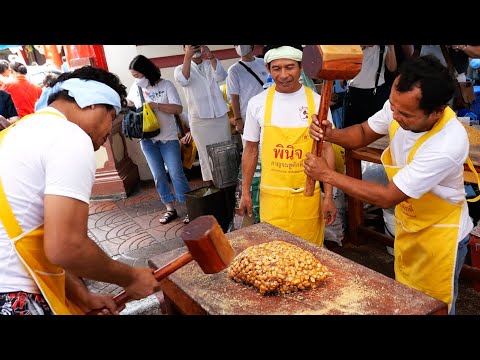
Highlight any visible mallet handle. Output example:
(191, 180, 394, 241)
(304, 80, 334, 196)
(87, 252, 193, 315)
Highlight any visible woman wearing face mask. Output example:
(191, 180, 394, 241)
(174, 45, 231, 185)
(128, 55, 192, 225)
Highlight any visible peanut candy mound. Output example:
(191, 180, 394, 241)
(227, 240, 331, 295)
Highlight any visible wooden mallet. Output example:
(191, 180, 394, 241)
(302, 45, 363, 196)
(87, 215, 234, 315)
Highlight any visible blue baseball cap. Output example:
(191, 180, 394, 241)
(470, 59, 480, 70)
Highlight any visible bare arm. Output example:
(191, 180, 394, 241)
(385, 45, 397, 72)
(65, 272, 122, 315)
(181, 45, 196, 80)
(44, 195, 160, 300)
(321, 142, 335, 200)
(321, 142, 337, 225)
(401, 45, 414, 59)
(449, 45, 480, 58)
(310, 114, 384, 150)
(150, 103, 182, 114)
(230, 94, 244, 134)
(239, 141, 259, 217)
(304, 153, 408, 209)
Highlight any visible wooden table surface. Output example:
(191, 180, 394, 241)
(148, 222, 447, 315)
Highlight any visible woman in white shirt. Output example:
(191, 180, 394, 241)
(128, 55, 191, 224)
(174, 45, 231, 184)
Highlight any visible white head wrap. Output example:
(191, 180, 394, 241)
(35, 78, 122, 115)
(264, 46, 303, 64)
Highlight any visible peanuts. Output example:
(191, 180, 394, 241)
(227, 240, 331, 295)
(461, 122, 480, 146)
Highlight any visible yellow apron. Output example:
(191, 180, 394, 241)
(260, 85, 325, 246)
(381, 107, 480, 308)
(0, 111, 84, 315)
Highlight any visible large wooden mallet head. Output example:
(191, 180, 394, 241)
(303, 45, 363, 196)
(302, 45, 363, 81)
(180, 215, 235, 273)
(88, 215, 234, 314)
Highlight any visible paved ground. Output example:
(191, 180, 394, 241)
(86, 168, 480, 315)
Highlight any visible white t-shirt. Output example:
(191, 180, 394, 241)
(348, 45, 389, 89)
(0, 107, 96, 293)
(127, 79, 182, 141)
(368, 100, 473, 241)
(226, 58, 269, 118)
(243, 85, 333, 155)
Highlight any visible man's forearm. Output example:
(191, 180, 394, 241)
(322, 143, 336, 199)
(230, 94, 241, 120)
(329, 122, 381, 150)
(50, 234, 136, 289)
(241, 141, 259, 194)
(323, 169, 405, 209)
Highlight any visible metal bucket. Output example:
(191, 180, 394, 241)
(185, 185, 236, 233)
(206, 140, 241, 189)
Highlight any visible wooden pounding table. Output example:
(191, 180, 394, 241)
(344, 136, 480, 282)
(148, 222, 447, 315)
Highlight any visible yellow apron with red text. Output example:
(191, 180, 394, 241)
(0, 112, 84, 315)
(381, 107, 480, 308)
(260, 85, 325, 246)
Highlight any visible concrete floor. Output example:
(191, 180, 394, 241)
(86, 168, 480, 315)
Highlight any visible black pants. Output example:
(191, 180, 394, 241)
(343, 83, 390, 128)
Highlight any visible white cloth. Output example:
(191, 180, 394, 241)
(174, 60, 229, 119)
(243, 85, 333, 157)
(127, 79, 182, 142)
(368, 100, 473, 242)
(226, 57, 269, 119)
(0, 107, 96, 293)
(348, 46, 389, 89)
(263, 46, 303, 64)
(189, 114, 231, 181)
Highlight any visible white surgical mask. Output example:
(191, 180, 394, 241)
(135, 77, 149, 89)
(235, 45, 252, 57)
(192, 51, 202, 59)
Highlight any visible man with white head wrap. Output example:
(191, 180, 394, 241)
(239, 45, 337, 247)
(0, 66, 160, 315)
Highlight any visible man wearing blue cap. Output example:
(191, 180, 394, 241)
(0, 66, 160, 315)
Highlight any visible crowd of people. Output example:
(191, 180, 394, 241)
(0, 45, 479, 315)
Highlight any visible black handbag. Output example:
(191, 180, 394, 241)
(122, 86, 160, 139)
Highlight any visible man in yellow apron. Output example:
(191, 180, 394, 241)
(0, 66, 160, 315)
(239, 45, 337, 247)
(305, 55, 477, 314)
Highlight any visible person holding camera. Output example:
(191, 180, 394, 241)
(174, 45, 231, 185)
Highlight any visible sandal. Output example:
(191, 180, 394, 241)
(159, 209, 178, 224)
(183, 214, 190, 224)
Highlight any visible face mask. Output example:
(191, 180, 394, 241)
(135, 77, 149, 88)
(192, 51, 202, 59)
(235, 45, 252, 57)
